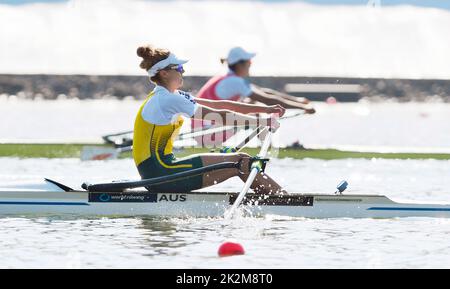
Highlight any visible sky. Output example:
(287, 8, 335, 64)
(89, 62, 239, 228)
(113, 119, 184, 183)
(0, 0, 450, 11)
(1, 0, 449, 77)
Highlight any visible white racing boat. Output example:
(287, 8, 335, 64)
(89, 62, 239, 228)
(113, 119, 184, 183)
(1, 178, 450, 218)
(2, 124, 449, 219)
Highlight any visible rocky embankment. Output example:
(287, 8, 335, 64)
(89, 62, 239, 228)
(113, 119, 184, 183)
(1, 74, 449, 102)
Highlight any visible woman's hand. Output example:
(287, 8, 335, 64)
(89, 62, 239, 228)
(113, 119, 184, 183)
(266, 105, 286, 117)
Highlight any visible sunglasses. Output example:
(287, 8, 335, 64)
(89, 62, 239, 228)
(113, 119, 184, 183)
(166, 64, 185, 74)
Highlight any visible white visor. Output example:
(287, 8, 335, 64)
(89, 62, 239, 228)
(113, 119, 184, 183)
(147, 53, 188, 77)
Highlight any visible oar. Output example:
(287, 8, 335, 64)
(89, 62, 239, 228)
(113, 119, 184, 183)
(235, 126, 266, 152)
(179, 111, 303, 150)
(101, 110, 305, 146)
(85, 110, 306, 161)
(178, 123, 251, 140)
(82, 124, 252, 161)
(219, 125, 266, 153)
(101, 123, 254, 148)
(225, 127, 273, 219)
(223, 111, 303, 153)
(281, 110, 306, 120)
(102, 126, 237, 147)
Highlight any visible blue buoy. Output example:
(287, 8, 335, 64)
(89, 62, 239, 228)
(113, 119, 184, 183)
(336, 180, 348, 194)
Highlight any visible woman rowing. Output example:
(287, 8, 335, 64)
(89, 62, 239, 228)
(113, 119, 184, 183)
(134, 45, 287, 194)
(194, 46, 315, 146)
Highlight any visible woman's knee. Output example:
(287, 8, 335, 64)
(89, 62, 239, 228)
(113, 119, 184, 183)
(200, 152, 251, 167)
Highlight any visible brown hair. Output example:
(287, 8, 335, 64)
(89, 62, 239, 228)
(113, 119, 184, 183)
(220, 57, 247, 73)
(137, 45, 170, 82)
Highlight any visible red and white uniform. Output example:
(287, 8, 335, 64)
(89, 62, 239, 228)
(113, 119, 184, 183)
(197, 73, 252, 101)
(193, 72, 253, 147)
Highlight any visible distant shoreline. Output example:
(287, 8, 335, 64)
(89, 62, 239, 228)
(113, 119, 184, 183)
(1, 74, 449, 102)
(1, 143, 450, 160)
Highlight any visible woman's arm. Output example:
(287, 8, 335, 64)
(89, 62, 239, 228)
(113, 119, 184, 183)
(249, 86, 316, 114)
(195, 97, 285, 116)
(192, 104, 280, 131)
(253, 84, 310, 104)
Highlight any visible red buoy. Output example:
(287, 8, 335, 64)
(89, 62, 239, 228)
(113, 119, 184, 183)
(326, 96, 337, 104)
(218, 242, 245, 257)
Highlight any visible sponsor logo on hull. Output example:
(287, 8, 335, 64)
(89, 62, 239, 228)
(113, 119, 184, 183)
(89, 192, 157, 203)
(88, 192, 188, 203)
(229, 194, 314, 206)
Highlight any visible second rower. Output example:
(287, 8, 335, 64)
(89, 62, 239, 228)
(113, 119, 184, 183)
(194, 46, 315, 146)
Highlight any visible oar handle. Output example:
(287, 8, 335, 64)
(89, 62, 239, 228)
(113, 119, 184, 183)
(235, 126, 267, 152)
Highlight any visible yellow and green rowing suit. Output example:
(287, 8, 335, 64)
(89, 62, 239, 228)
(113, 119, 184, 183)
(133, 85, 203, 192)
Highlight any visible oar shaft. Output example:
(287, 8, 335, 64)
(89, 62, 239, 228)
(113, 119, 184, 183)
(177, 110, 303, 141)
(104, 110, 304, 146)
(226, 129, 272, 218)
(88, 124, 260, 160)
(280, 110, 305, 120)
(178, 124, 250, 140)
(228, 168, 258, 215)
(235, 126, 266, 152)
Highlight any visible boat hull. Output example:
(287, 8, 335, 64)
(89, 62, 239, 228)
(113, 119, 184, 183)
(1, 189, 450, 218)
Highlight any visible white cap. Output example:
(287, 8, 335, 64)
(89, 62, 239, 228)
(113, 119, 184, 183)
(225, 47, 256, 65)
(147, 53, 188, 77)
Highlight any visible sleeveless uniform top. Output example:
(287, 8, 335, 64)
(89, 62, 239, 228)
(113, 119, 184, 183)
(196, 72, 253, 101)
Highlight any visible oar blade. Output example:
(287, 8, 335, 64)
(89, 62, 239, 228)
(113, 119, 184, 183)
(80, 146, 120, 161)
